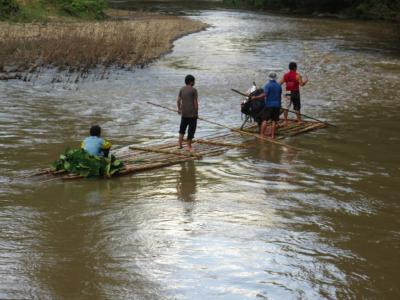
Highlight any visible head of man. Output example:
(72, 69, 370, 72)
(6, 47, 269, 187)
(185, 74, 195, 86)
(289, 62, 297, 71)
(268, 71, 277, 81)
(90, 125, 101, 137)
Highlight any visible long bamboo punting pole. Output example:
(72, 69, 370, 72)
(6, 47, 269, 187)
(147, 101, 303, 151)
(129, 145, 203, 158)
(230, 88, 337, 128)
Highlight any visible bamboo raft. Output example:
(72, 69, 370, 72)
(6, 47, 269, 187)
(30, 118, 327, 181)
(240, 118, 327, 140)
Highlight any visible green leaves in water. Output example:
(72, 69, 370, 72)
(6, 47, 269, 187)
(51, 148, 124, 178)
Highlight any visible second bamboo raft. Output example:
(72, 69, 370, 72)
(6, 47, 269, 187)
(32, 118, 327, 181)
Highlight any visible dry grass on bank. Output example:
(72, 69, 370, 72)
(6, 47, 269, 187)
(0, 16, 207, 73)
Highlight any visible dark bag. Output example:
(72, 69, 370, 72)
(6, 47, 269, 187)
(241, 88, 264, 118)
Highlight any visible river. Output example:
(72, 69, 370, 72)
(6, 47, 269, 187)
(0, 4, 399, 299)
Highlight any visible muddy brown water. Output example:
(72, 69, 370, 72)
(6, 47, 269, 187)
(1, 6, 400, 299)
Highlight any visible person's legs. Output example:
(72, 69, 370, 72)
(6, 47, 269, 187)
(292, 92, 302, 123)
(260, 120, 267, 137)
(103, 148, 110, 158)
(187, 118, 197, 151)
(179, 117, 189, 148)
(271, 121, 276, 139)
(178, 134, 184, 149)
(295, 110, 302, 123)
(284, 94, 291, 126)
(269, 108, 281, 139)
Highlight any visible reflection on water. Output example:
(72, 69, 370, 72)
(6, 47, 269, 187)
(1, 6, 400, 300)
(176, 161, 197, 202)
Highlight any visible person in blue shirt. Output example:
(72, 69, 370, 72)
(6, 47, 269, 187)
(250, 72, 282, 139)
(81, 125, 112, 157)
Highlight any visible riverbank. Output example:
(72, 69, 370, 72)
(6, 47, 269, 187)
(223, 0, 400, 22)
(0, 9, 208, 81)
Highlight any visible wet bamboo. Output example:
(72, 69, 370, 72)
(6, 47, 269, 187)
(129, 146, 203, 158)
(195, 139, 249, 148)
(287, 123, 325, 137)
(147, 101, 303, 151)
(62, 148, 226, 180)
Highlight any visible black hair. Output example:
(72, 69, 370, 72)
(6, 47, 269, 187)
(289, 62, 297, 71)
(90, 125, 101, 137)
(185, 74, 195, 85)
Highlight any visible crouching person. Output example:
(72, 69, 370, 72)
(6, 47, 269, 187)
(82, 125, 112, 157)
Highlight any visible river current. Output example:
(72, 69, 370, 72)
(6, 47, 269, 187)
(0, 6, 399, 299)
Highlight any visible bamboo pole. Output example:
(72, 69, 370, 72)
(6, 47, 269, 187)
(287, 123, 325, 137)
(147, 101, 303, 151)
(129, 145, 203, 158)
(195, 139, 249, 148)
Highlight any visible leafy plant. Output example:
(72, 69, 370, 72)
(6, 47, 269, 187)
(0, 0, 19, 19)
(51, 148, 123, 178)
(49, 0, 107, 19)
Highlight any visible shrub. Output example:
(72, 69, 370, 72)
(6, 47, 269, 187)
(0, 0, 19, 19)
(52, 0, 107, 19)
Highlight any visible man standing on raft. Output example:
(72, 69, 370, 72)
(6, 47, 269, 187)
(177, 74, 199, 151)
(279, 62, 308, 125)
(251, 72, 282, 139)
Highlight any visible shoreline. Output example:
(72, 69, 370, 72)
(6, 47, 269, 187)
(0, 9, 208, 82)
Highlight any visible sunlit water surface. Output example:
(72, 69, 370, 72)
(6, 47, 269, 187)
(0, 7, 399, 299)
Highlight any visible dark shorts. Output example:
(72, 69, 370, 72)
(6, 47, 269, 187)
(179, 117, 197, 140)
(260, 107, 280, 122)
(290, 91, 301, 111)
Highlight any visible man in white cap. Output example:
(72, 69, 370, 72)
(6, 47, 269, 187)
(250, 71, 282, 139)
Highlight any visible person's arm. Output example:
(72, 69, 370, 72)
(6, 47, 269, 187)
(102, 140, 112, 150)
(278, 77, 285, 85)
(194, 89, 199, 116)
(177, 94, 182, 115)
(297, 73, 308, 86)
(250, 92, 266, 100)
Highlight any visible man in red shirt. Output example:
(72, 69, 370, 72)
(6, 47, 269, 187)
(279, 62, 308, 125)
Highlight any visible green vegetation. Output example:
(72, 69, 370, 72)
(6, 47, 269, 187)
(51, 148, 124, 178)
(224, 0, 400, 21)
(0, 0, 19, 19)
(1, 0, 107, 22)
(49, 0, 107, 19)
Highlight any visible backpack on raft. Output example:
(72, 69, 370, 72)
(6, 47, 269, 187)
(241, 88, 264, 120)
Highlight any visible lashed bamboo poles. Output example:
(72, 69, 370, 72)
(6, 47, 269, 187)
(195, 139, 249, 148)
(60, 144, 226, 180)
(287, 123, 326, 137)
(147, 101, 303, 151)
(129, 145, 202, 158)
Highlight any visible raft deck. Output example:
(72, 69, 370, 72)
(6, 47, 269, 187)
(240, 119, 327, 139)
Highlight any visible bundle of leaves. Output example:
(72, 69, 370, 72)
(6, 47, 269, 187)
(51, 148, 123, 178)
